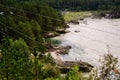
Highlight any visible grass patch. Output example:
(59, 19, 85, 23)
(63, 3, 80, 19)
(63, 11, 93, 22)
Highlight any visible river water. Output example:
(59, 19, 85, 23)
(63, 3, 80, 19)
(55, 18, 120, 67)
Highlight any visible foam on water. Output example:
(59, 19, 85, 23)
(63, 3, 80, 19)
(55, 18, 120, 67)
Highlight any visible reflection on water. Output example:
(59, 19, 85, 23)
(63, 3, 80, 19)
(55, 18, 120, 67)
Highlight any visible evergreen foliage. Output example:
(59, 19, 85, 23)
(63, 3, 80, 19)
(48, 0, 120, 11)
(0, 0, 66, 51)
(0, 38, 32, 80)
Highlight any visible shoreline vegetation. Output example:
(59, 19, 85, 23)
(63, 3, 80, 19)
(63, 11, 120, 24)
(63, 11, 93, 22)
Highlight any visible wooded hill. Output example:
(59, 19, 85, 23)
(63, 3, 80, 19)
(48, 0, 120, 18)
(0, 1, 68, 79)
(48, 0, 120, 11)
(0, 0, 66, 52)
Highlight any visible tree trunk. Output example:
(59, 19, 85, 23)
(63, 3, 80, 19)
(6, 72, 9, 80)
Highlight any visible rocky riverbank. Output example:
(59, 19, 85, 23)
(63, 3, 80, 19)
(46, 44, 93, 73)
(44, 25, 70, 38)
(46, 44, 72, 54)
(92, 11, 120, 19)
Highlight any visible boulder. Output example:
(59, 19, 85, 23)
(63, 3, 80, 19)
(75, 30, 80, 32)
(65, 46, 72, 50)
(100, 12, 106, 17)
(79, 18, 84, 20)
(56, 46, 72, 55)
(45, 43, 54, 51)
(69, 20, 79, 24)
(65, 24, 70, 28)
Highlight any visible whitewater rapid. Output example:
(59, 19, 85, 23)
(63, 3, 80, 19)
(55, 18, 120, 67)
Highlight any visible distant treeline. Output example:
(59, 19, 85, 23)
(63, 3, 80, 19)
(48, 0, 120, 11)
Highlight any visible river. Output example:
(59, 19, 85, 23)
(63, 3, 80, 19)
(54, 18, 120, 67)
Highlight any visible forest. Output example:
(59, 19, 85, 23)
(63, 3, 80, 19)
(48, 0, 120, 11)
(0, 0, 120, 80)
(0, 0, 66, 51)
(0, 0, 66, 79)
(49, 0, 120, 18)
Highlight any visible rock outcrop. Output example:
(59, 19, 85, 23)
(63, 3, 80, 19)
(44, 32, 60, 38)
(55, 46, 72, 55)
(57, 61, 93, 73)
(47, 45, 93, 73)
(68, 20, 79, 24)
